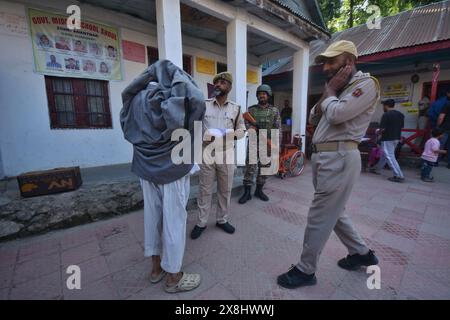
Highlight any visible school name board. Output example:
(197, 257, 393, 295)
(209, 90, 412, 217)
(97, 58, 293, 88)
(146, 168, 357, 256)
(381, 83, 411, 103)
(28, 8, 122, 80)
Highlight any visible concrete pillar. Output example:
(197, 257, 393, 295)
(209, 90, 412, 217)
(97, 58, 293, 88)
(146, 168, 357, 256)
(155, 0, 183, 68)
(227, 18, 247, 165)
(292, 47, 309, 153)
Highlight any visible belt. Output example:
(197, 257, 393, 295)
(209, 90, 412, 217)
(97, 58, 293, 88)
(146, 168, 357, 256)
(311, 141, 359, 153)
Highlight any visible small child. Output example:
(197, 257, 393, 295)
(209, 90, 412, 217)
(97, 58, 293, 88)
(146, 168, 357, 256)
(421, 128, 447, 182)
(368, 143, 383, 168)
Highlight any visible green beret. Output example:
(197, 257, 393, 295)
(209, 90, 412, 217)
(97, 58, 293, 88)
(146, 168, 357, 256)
(213, 72, 233, 84)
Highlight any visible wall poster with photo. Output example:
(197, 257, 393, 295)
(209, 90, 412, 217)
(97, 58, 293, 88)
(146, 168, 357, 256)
(28, 8, 122, 80)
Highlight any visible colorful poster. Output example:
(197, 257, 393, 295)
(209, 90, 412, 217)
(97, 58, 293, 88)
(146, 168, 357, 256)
(28, 8, 122, 80)
(196, 57, 215, 75)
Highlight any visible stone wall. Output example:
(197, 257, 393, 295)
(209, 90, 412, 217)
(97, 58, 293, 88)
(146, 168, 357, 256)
(0, 182, 144, 241)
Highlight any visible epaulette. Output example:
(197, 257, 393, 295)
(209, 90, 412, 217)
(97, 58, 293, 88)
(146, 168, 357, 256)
(370, 76, 381, 97)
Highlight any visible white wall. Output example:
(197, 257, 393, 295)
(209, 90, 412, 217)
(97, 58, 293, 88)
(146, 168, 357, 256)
(184, 46, 260, 109)
(0, 0, 262, 178)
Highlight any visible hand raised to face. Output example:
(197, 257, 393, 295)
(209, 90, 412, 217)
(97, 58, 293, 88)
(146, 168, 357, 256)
(327, 65, 353, 93)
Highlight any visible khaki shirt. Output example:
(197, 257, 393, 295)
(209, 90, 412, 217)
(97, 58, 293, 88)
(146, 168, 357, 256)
(309, 71, 380, 144)
(203, 98, 246, 150)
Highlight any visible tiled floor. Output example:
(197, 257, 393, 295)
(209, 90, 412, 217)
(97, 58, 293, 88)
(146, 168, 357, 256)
(1, 165, 450, 300)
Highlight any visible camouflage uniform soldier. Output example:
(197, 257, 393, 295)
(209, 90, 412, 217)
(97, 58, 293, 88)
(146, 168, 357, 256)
(239, 84, 281, 203)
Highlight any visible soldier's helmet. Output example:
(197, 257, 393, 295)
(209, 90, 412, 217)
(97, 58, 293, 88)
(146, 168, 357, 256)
(256, 84, 272, 97)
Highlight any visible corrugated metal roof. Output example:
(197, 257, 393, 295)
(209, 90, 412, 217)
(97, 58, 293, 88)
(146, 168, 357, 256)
(270, 0, 328, 33)
(311, 0, 450, 62)
(264, 0, 450, 75)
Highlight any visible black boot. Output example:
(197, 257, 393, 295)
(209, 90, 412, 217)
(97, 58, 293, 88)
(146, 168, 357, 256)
(254, 184, 269, 201)
(238, 185, 252, 204)
(337, 250, 379, 270)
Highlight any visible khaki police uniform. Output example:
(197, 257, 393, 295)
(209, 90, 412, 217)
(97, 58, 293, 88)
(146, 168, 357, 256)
(196, 98, 246, 228)
(296, 70, 380, 274)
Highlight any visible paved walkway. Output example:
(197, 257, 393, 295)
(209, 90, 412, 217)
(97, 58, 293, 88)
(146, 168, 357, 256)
(1, 164, 450, 300)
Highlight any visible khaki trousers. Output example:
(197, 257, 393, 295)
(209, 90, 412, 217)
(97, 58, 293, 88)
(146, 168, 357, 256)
(197, 162, 235, 227)
(296, 149, 369, 274)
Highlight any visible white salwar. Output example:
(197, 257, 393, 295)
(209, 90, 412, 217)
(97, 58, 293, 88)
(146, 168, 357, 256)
(140, 165, 198, 273)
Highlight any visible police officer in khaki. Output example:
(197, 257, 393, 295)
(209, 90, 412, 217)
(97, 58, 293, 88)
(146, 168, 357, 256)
(238, 84, 281, 203)
(277, 40, 380, 288)
(191, 72, 246, 239)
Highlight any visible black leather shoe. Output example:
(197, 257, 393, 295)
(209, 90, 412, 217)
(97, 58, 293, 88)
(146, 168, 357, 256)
(254, 184, 269, 201)
(190, 225, 206, 239)
(238, 185, 252, 204)
(277, 265, 317, 289)
(388, 176, 404, 183)
(337, 249, 379, 270)
(216, 222, 235, 234)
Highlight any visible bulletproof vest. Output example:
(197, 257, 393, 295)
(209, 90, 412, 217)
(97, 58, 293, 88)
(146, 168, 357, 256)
(249, 105, 277, 132)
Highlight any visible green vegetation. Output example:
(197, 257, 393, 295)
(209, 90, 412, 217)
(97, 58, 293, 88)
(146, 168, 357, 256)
(319, 0, 444, 32)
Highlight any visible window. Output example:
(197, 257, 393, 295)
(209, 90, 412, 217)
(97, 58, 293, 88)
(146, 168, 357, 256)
(147, 46, 159, 66)
(216, 62, 227, 74)
(45, 76, 112, 129)
(147, 46, 192, 75)
(183, 55, 192, 76)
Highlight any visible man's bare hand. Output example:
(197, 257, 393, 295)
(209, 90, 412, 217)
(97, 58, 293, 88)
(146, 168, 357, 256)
(326, 65, 352, 95)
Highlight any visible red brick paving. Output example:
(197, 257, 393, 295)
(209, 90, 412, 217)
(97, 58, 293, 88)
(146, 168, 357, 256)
(1, 165, 450, 300)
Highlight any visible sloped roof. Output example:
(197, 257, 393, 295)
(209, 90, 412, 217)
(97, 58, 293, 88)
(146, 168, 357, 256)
(270, 0, 328, 33)
(264, 0, 450, 76)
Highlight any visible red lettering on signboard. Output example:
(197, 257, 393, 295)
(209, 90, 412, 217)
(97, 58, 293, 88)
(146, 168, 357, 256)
(101, 28, 116, 40)
(32, 16, 50, 24)
(51, 17, 67, 25)
(81, 22, 99, 33)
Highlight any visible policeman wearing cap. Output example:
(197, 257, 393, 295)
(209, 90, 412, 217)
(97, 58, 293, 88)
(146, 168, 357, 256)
(191, 72, 246, 240)
(238, 84, 281, 204)
(277, 40, 381, 289)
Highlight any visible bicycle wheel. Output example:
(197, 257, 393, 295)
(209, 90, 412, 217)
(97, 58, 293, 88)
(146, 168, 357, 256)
(289, 151, 305, 176)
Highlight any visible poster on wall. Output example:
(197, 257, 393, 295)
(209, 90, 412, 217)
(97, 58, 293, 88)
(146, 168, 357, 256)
(381, 83, 411, 103)
(28, 8, 122, 80)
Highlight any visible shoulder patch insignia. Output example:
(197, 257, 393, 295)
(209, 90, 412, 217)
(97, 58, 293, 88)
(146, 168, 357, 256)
(352, 88, 363, 97)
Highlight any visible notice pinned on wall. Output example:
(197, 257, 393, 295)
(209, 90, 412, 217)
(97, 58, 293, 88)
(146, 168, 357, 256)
(247, 70, 258, 84)
(196, 57, 215, 75)
(122, 40, 145, 64)
(28, 8, 122, 80)
(0, 12, 28, 37)
(381, 83, 411, 103)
